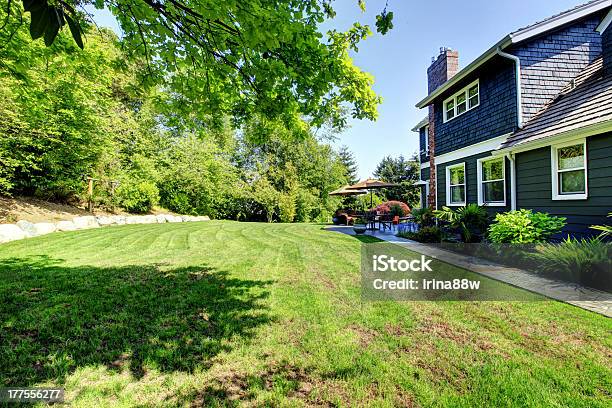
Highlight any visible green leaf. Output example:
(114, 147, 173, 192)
(28, 2, 50, 40)
(65, 13, 84, 49)
(43, 8, 63, 47)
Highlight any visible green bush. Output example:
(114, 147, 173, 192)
(590, 213, 612, 239)
(398, 226, 442, 243)
(488, 209, 566, 243)
(434, 204, 489, 243)
(531, 238, 612, 290)
(115, 180, 160, 214)
(411, 207, 435, 226)
(278, 193, 297, 223)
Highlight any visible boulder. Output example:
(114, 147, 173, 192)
(156, 214, 167, 224)
(194, 216, 210, 221)
(180, 215, 193, 222)
(113, 215, 126, 225)
(141, 215, 158, 224)
(32, 223, 57, 236)
(95, 216, 115, 226)
(125, 216, 144, 224)
(16, 220, 36, 237)
(166, 215, 182, 223)
(73, 216, 99, 229)
(16, 220, 56, 237)
(0, 224, 27, 243)
(56, 221, 77, 232)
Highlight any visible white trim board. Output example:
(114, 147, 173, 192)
(596, 7, 612, 33)
(419, 133, 509, 170)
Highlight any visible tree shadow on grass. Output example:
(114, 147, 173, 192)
(0, 255, 275, 386)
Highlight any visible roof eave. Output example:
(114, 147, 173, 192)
(494, 119, 612, 155)
(410, 117, 429, 132)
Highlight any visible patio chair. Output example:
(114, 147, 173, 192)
(379, 214, 394, 231)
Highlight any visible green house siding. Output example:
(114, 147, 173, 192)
(515, 132, 612, 237)
(436, 152, 512, 217)
(420, 167, 430, 181)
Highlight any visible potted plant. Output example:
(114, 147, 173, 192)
(353, 217, 367, 234)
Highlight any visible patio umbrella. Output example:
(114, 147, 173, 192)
(328, 185, 368, 196)
(345, 178, 399, 208)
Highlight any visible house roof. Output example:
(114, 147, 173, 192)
(415, 0, 612, 109)
(499, 57, 612, 149)
(411, 116, 428, 132)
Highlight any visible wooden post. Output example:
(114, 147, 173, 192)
(85, 176, 100, 213)
(109, 180, 119, 213)
(87, 177, 94, 213)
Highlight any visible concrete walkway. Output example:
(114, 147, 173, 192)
(327, 226, 612, 318)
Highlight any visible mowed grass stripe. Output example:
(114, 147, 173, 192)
(0, 221, 610, 407)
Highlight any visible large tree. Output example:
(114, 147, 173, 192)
(2, 0, 393, 134)
(337, 145, 358, 185)
(373, 154, 420, 207)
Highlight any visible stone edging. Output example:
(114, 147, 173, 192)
(0, 214, 210, 244)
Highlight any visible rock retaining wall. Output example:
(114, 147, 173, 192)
(0, 214, 210, 244)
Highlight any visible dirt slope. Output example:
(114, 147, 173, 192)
(0, 196, 134, 223)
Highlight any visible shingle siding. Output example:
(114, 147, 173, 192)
(604, 22, 612, 76)
(436, 152, 512, 218)
(509, 15, 603, 122)
(515, 132, 612, 238)
(432, 57, 517, 156)
(419, 126, 430, 163)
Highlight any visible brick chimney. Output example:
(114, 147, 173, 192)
(426, 48, 459, 209)
(427, 48, 459, 93)
(603, 23, 612, 76)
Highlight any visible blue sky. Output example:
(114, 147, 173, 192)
(89, 0, 584, 179)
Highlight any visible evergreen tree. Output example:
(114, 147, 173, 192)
(373, 154, 420, 207)
(338, 145, 359, 184)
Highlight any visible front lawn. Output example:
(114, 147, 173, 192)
(0, 222, 610, 406)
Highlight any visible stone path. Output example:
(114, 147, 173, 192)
(327, 226, 612, 318)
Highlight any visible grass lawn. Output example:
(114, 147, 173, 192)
(0, 221, 610, 407)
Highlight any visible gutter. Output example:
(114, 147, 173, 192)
(495, 48, 523, 129)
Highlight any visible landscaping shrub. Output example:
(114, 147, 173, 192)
(278, 193, 297, 223)
(398, 226, 442, 243)
(488, 209, 566, 243)
(411, 207, 435, 226)
(115, 180, 160, 214)
(590, 213, 612, 239)
(375, 201, 410, 216)
(434, 204, 488, 243)
(531, 238, 612, 290)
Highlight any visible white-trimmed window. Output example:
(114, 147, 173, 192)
(443, 80, 480, 122)
(423, 125, 430, 155)
(477, 157, 505, 206)
(551, 139, 588, 200)
(446, 163, 466, 206)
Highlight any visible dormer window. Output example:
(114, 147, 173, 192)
(443, 80, 480, 122)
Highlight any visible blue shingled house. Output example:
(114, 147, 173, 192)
(413, 0, 612, 238)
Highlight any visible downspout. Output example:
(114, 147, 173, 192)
(496, 48, 523, 129)
(506, 153, 517, 211)
(497, 48, 521, 211)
